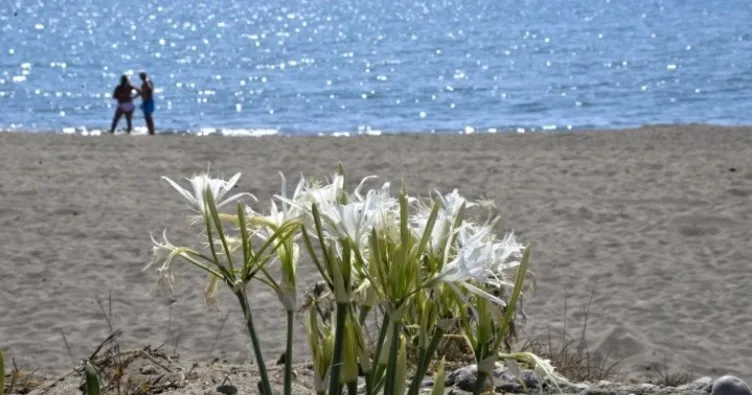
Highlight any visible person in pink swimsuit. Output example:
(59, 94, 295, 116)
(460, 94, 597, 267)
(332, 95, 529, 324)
(109, 75, 138, 134)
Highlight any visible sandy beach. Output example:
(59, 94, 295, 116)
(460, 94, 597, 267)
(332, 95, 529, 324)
(1, 124, 751, 382)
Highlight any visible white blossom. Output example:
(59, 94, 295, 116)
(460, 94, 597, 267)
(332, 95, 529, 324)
(162, 171, 254, 216)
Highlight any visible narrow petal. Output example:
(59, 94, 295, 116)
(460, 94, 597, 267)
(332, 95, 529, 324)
(215, 192, 257, 209)
(189, 175, 210, 209)
(352, 175, 378, 201)
(461, 281, 507, 307)
(217, 172, 243, 201)
(162, 176, 198, 207)
(293, 174, 306, 198)
(278, 171, 287, 200)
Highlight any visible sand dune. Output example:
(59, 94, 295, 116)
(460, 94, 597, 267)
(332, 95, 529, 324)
(1, 125, 751, 382)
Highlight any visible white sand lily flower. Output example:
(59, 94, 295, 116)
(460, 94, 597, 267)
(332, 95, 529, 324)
(145, 230, 179, 293)
(321, 200, 367, 242)
(360, 182, 399, 238)
(250, 172, 307, 232)
(162, 171, 255, 217)
(411, 189, 475, 255)
(411, 210, 451, 255)
(146, 230, 229, 304)
(243, 172, 306, 312)
(276, 173, 393, 243)
(437, 224, 524, 306)
(435, 189, 475, 222)
(490, 232, 524, 274)
(314, 180, 398, 249)
(274, 172, 345, 233)
(296, 173, 345, 210)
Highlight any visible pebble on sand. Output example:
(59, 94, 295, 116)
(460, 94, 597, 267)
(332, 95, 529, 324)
(711, 375, 752, 395)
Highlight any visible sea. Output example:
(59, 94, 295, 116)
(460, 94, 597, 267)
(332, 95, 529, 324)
(1, 0, 751, 136)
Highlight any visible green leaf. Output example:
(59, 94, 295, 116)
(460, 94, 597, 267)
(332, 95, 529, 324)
(84, 361, 102, 395)
(301, 227, 331, 287)
(414, 201, 440, 261)
(341, 314, 360, 385)
(202, 195, 224, 274)
(492, 245, 532, 352)
(393, 334, 407, 395)
(244, 220, 299, 282)
(237, 202, 251, 278)
(430, 358, 446, 395)
(311, 203, 335, 273)
(205, 187, 235, 275)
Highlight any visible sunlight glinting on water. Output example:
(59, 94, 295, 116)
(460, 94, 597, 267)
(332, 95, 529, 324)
(1, 0, 752, 135)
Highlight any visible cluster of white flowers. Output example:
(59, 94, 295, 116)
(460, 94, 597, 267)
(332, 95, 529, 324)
(144, 168, 553, 395)
(151, 170, 526, 309)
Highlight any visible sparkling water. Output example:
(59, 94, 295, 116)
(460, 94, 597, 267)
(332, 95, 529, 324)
(1, 0, 751, 136)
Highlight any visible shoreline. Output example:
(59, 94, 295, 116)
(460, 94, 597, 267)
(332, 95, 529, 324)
(1, 122, 749, 137)
(1, 124, 751, 383)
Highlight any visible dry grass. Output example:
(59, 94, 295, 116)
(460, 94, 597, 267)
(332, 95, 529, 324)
(2, 293, 188, 395)
(644, 358, 695, 387)
(518, 293, 621, 383)
(3, 359, 44, 395)
(27, 330, 189, 395)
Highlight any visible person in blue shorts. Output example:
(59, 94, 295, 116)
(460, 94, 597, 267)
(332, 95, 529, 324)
(136, 71, 156, 135)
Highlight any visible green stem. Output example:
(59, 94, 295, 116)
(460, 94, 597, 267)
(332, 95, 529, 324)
(383, 320, 402, 395)
(473, 371, 489, 395)
(328, 302, 349, 395)
(347, 381, 358, 395)
(371, 309, 391, 365)
(364, 371, 372, 395)
(367, 311, 391, 395)
(407, 328, 446, 395)
(235, 288, 273, 395)
(284, 310, 294, 395)
(472, 344, 490, 395)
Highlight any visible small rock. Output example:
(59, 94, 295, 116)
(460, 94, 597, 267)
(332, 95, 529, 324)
(446, 365, 497, 392)
(494, 369, 544, 393)
(446, 364, 548, 393)
(711, 375, 752, 395)
(216, 384, 238, 395)
(446, 365, 482, 391)
(139, 364, 158, 375)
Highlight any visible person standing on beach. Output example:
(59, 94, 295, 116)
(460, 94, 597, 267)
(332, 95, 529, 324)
(109, 75, 138, 134)
(138, 71, 156, 135)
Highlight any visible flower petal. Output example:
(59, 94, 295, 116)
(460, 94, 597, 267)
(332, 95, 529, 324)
(215, 192, 257, 209)
(217, 172, 243, 201)
(162, 176, 198, 207)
